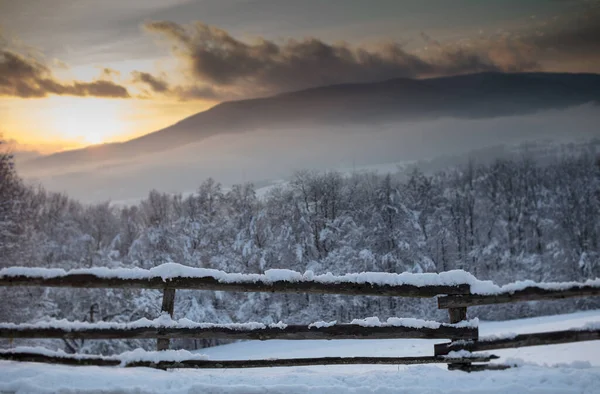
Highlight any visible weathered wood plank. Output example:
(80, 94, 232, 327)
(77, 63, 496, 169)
(0, 351, 497, 369)
(447, 363, 512, 372)
(0, 323, 478, 340)
(129, 355, 498, 369)
(438, 286, 600, 308)
(434, 328, 600, 356)
(446, 306, 470, 368)
(448, 307, 468, 325)
(157, 288, 176, 351)
(0, 352, 121, 367)
(0, 274, 469, 297)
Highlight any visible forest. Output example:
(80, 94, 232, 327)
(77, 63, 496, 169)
(1, 139, 599, 355)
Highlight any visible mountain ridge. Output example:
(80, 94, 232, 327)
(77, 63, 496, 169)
(20, 71, 600, 172)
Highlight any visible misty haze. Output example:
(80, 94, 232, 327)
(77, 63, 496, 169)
(16, 72, 600, 202)
(16, 104, 600, 202)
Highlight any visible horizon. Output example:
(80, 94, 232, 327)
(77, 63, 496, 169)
(2, 0, 600, 153)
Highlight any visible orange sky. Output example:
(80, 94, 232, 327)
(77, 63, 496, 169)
(3, 96, 211, 152)
(1, 55, 213, 151)
(2, 0, 598, 153)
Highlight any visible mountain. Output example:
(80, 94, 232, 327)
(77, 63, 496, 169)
(20, 72, 600, 172)
(17, 72, 600, 202)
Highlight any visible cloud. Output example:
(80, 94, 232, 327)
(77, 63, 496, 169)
(530, 11, 600, 58)
(130, 69, 219, 100)
(0, 36, 131, 99)
(144, 21, 542, 98)
(141, 6, 600, 100)
(171, 84, 219, 100)
(132, 71, 169, 93)
(101, 67, 121, 78)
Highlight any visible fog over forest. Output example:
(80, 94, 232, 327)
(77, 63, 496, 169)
(16, 104, 600, 203)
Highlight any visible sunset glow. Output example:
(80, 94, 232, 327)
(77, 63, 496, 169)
(1, 0, 599, 153)
(47, 97, 127, 145)
(3, 95, 208, 151)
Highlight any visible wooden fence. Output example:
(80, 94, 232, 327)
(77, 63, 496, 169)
(0, 266, 599, 371)
(435, 282, 600, 371)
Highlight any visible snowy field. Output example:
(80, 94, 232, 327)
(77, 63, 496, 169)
(1, 310, 599, 393)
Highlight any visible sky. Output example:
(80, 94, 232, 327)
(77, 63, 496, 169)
(1, 0, 599, 153)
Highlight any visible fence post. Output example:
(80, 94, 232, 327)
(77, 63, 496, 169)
(448, 307, 467, 324)
(447, 306, 469, 370)
(157, 288, 176, 351)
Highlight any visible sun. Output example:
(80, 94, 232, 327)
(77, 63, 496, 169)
(83, 133, 105, 145)
(45, 96, 128, 146)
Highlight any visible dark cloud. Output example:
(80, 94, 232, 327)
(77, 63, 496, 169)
(530, 11, 600, 58)
(130, 69, 219, 100)
(132, 71, 169, 93)
(101, 67, 121, 78)
(144, 21, 540, 97)
(0, 39, 131, 99)
(142, 7, 600, 100)
(171, 84, 219, 100)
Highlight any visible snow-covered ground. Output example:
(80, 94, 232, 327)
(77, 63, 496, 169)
(1, 310, 599, 393)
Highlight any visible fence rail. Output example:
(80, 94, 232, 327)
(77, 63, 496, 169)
(438, 286, 600, 308)
(0, 273, 470, 297)
(0, 350, 498, 369)
(0, 322, 478, 341)
(434, 327, 600, 355)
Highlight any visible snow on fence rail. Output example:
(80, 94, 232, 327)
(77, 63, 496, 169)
(434, 325, 600, 355)
(438, 280, 600, 308)
(2, 263, 599, 301)
(0, 347, 497, 369)
(0, 316, 479, 341)
(0, 263, 474, 297)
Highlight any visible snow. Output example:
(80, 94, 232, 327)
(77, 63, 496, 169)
(470, 277, 600, 295)
(579, 321, 600, 331)
(0, 263, 482, 288)
(0, 315, 474, 332)
(0, 347, 209, 366)
(479, 332, 518, 342)
(118, 349, 209, 365)
(477, 319, 600, 342)
(308, 320, 337, 329)
(452, 318, 480, 328)
(0, 346, 111, 360)
(3, 262, 599, 295)
(443, 350, 491, 359)
(349, 316, 478, 329)
(0, 315, 289, 332)
(1, 310, 600, 393)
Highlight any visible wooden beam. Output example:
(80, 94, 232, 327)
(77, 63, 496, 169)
(0, 351, 497, 369)
(0, 323, 478, 341)
(447, 363, 512, 372)
(128, 355, 498, 369)
(446, 306, 469, 368)
(157, 288, 176, 351)
(438, 286, 600, 309)
(0, 274, 469, 297)
(448, 308, 468, 324)
(0, 352, 120, 367)
(434, 328, 600, 356)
